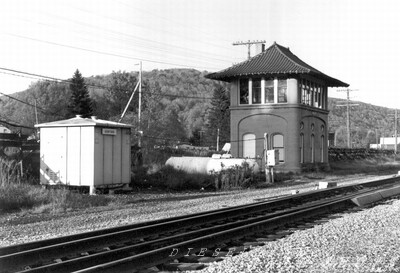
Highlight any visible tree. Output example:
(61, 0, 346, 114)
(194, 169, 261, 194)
(159, 108, 187, 145)
(106, 71, 138, 118)
(67, 69, 93, 118)
(205, 85, 230, 149)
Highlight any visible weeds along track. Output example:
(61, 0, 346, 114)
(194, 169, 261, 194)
(1, 176, 399, 273)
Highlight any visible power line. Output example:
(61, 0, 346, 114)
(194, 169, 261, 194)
(0, 67, 214, 100)
(0, 118, 35, 130)
(18, 17, 235, 66)
(8, 33, 226, 71)
(114, 0, 238, 51)
(0, 91, 65, 118)
(143, 134, 264, 145)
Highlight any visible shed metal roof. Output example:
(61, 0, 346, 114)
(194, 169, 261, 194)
(206, 42, 349, 87)
(34, 115, 133, 128)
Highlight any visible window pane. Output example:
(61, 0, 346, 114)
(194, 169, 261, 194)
(278, 80, 287, 103)
(240, 79, 249, 104)
(278, 148, 284, 162)
(321, 135, 324, 163)
(243, 133, 256, 158)
(252, 79, 261, 104)
(311, 134, 315, 163)
(265, 80, 274, 103)
(272, 134, 284, 162)
(273, 134, 283, 147)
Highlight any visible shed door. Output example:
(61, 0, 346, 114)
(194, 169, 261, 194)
(41, 127, 67, 184)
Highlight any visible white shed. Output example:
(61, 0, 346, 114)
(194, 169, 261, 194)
(35, 115, 132, 193)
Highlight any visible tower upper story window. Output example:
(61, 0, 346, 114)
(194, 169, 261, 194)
(299, 78, 325, 109)
(265, 80, 274, 103)
(240, 79, 249, 104)
(239, 78, 287, 105)
(278, 80, 287, 103)
(252, 79, 261, 104)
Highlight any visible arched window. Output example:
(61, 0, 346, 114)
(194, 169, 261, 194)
(243, 133, 256, 158)
(311, 134, 315, 163)
(272, 134, 285, 162)
(321, 135, 325, 163)
(300, 133, 304, 163)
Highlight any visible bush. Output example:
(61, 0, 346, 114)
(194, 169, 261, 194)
(132, 165, 215, 191)
(0, 158, 23, 185)
(212, 162, 261, 190)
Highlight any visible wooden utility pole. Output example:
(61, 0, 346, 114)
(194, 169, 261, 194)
(232, 40, 266, 59)
(336, 88, 359, 148)
(138, 61, 142, 148)
(34, 99, 39, 124)
(389, 109, 398, 155)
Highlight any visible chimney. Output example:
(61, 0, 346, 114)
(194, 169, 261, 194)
(254, 43, 265, 55)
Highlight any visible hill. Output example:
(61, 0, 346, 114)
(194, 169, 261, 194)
(0, 68, 395, 148)
(328, 98, 395, 147)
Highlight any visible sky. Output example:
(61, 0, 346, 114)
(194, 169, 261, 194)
(1, 0, 400, 109)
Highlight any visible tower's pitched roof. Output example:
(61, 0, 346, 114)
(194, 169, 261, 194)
(206, 42, 349, 87)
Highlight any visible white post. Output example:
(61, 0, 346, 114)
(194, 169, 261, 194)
(138, 61, 142, 147)
(216, 128, 220, 151)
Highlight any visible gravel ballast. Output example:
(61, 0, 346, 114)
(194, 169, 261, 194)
(200, 198, 400, 273)
(1, 174, 400, 272)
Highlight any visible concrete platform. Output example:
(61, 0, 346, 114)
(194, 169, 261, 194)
(378, 185, 400, 198)
(351, 185, 400, 206)
(351, 193, 383, 207)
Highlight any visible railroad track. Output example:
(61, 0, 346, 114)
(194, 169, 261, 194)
(1, 176, 399, 273)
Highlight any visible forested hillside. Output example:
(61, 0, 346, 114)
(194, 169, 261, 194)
(0, 68, 396, 148)
(328, 98, 395, 147)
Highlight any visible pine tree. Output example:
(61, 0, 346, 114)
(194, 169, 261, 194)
(67, 69, 93, 118)
(205, 85, 230, 149)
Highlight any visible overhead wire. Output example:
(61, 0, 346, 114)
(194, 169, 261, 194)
(0, 67, 214, 100)
(0, 118, 36, 130)
(9, 33, 227, 71)
(64, 2, 241, 56)
(0, 90, 65, 118)
(142, 134, 264, 145)
(15, 7, 241, 70)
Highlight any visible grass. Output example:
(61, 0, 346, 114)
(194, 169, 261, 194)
(1, 155, 399, 214)
(329, 157, 400, 175)
(0, 183, 119, 213)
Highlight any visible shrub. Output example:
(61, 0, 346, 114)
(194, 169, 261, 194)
(213, 162, 260, 190)
(0, 158, 23, 186)
(132, 165, 215, 191)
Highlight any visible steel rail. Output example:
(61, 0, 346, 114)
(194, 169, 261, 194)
(0, 187, 364, 272)
(0, 176, 398, 273)
(69, 189, 380, 273)
(6, 186, 396, 273)
(3, 175, 395, 257)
